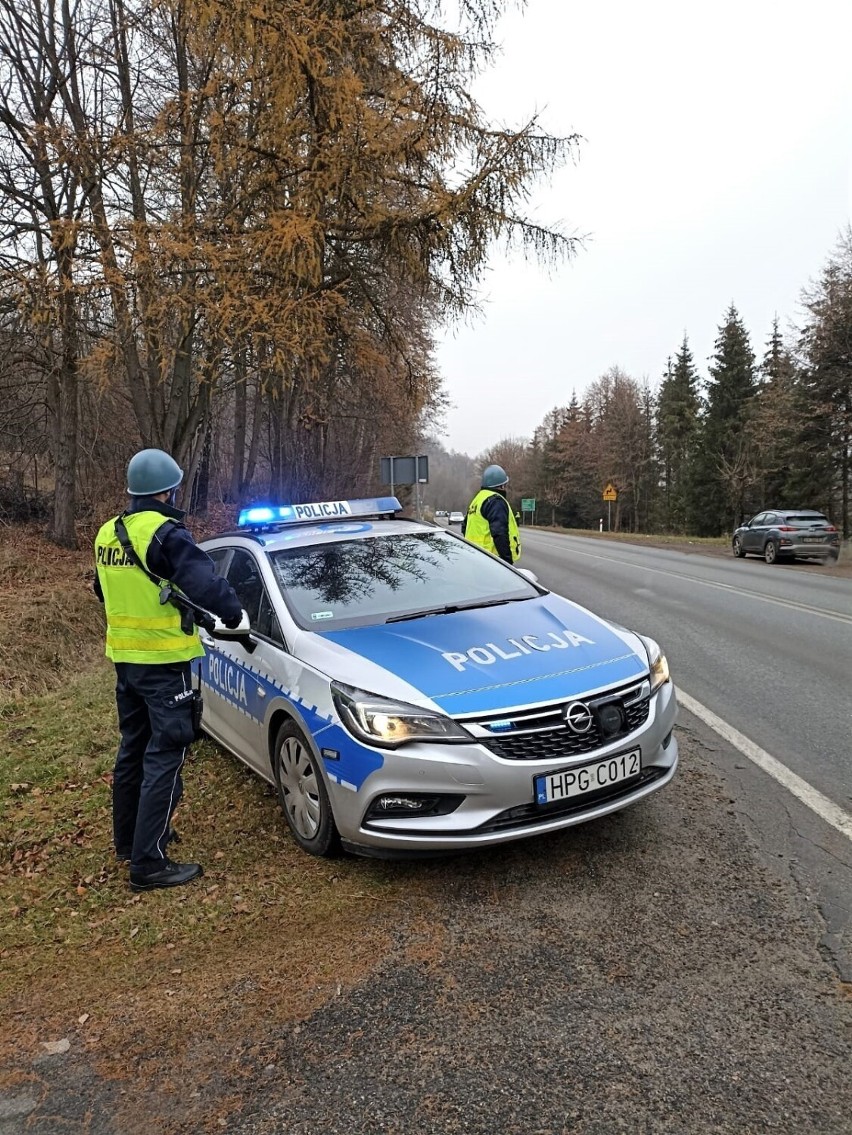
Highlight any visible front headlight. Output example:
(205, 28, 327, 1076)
(331, 682, 472, 749)
(640, 636, 671, 693)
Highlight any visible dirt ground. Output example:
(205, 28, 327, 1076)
(1, 528, 849, 1134)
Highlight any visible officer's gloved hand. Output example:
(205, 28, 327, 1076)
(213, 610, 251, 634)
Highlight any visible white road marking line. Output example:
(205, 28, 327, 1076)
(678, 690, 852, 842)
(528, 533, 852, 624)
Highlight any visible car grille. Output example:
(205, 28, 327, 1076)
(476, 767, 667, 832)
(476, 682, 650, 762)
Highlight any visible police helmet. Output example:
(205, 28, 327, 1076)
(126, 448, 183, 495)
(481, 464, 509, 490)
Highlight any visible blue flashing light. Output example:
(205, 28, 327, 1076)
(243, 507, 275, 524)
(487, 720, 515, 733)
(237, 496, 402, 530)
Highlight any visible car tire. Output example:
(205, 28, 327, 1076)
(764, 540, 779, 564)
(732, 536, 745, 558)
(273, 719, 340, 856)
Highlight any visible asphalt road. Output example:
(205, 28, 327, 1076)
(518, 529, 852, 808)
(519, 529, 852, 978)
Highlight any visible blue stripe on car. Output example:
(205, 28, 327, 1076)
(195, 651, 384, 790)
(319, 594, 647, 715)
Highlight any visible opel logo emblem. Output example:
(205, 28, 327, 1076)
(564, 701, 594, 734)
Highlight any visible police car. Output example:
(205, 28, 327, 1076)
(197, 497, 678, 858)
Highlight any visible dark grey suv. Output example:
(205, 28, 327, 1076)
(732, 510, 840, 564)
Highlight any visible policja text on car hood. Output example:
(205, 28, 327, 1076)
(312, 594, 649, 716)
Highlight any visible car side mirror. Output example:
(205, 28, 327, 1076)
(210, 613, 257, 653)
(516, 567, 539, 584)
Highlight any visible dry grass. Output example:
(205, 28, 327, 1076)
(539, 526, 731, 551)
(0, 661, 429, 1131)
(0, 524, 105, 698)
(0, 521, 431, 1132)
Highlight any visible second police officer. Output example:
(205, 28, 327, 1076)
(462, 464, 521, 565)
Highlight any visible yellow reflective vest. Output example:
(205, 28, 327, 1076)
(464, 489, 521, 562)
(94, 512, 203, 664)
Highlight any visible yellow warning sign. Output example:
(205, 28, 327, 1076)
(602, 482, 617, 502)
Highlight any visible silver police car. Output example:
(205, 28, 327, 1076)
(197, 497, 679, 858)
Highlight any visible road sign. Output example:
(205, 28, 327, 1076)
(380, 455, 429, 486)
(380, 455, 429, 520)
(602, 482, 617, 502)
(521, 498, 536, 511)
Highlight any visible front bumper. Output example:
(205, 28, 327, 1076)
(328, 681, 679, 855)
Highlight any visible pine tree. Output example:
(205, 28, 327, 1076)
(793, 229, 852, 536)
(749, 316, 799, 509)
(696, 305, 757, 535)
(656, 335, 700, 532)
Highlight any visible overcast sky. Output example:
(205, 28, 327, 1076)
(435, 0, 852, 457)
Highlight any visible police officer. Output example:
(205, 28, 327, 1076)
(94, 449, 245, 891)
(462, 464, 521, 564)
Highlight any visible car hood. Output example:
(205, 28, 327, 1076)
(300, 593, 649, 716)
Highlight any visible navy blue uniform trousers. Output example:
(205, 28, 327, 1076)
(112, 661, 196, 870)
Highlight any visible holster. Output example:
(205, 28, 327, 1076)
(191, 689, 205, 742)
(178, 603, 196, 636)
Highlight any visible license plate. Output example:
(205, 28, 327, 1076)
(803, 535, 826, 542)
(535, 749, 641, 805)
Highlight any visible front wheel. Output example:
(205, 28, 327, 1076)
(764, 540, 779, 564)
(273, 720, 340, 856)
(732, 536, 745, 558)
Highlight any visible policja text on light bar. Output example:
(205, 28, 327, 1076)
(237, 497, 402, 529)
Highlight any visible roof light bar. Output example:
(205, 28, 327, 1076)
(237, 497, 402, 529)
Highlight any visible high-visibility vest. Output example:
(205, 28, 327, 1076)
(464, 490, 521, 562)
(94, 512, 203, 664)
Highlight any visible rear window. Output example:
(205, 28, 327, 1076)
(785, 514, 829, 526)
(268, 530, 538, 630)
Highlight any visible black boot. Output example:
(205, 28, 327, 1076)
(129, 859, 204, 892)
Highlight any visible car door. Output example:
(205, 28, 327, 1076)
(742, 513, 766, 553)
(193, 547, 239, 747)
(762, 513, 781, 550)
(214, 547, 281, 772)
(231, 582, 293, 779)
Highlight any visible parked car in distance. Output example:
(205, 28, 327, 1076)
(732, 509, 840, 564)
(448, 511, 465, 526)
(435, 510, 448, 518)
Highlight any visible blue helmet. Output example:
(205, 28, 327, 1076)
(481, 464, 509, 490)
(126, 448, 183, 496)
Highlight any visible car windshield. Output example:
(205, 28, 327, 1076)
(268, 530, 539, 630)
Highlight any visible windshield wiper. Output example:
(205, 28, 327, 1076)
(385, 595, 533, 624)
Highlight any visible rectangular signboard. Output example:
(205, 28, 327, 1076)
(380, 455, 429, 485)
(521, 498, 536, 511)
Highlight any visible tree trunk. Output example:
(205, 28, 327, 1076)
(189, 427, 212, 515)
(48, 257, 79, 549)
(228, 349, 247, 502)
(243, 376, 262, 492)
